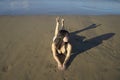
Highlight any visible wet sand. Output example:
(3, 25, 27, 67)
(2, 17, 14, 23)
(0, 15, 120, 80)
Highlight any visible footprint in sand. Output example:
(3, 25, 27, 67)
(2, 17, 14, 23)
(2, 65, 12, 72)
(46, 62, 57, 72)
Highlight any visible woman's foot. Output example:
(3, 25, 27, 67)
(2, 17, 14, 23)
(61, 18, 64, 23)
(56, 17, 60, 23)
(61, 18, 64, 27)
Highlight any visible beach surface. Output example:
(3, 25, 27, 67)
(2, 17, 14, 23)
(0, 15, 120, 80)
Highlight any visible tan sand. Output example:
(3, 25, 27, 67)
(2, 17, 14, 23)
(0, 15, 120, 80)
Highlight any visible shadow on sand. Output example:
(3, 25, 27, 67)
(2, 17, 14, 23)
(66, 24, 115, 69)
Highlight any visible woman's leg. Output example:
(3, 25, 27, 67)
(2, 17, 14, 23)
(54, 17, 60, 37)
(61, 18, 65, 30)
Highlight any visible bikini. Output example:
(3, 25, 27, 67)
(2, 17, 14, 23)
(56, 42, 68, 63)
(53, 36, 68, 55)
(56, 42, 68, 55)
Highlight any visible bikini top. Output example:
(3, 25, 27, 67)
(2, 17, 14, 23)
(56, 42, 68, 55)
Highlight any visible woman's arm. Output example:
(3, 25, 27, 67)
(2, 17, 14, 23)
(63, 43, 72, 65)
(51, 43, 61, 65)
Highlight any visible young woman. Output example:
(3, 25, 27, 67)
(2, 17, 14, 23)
(51, 17, 72, 70)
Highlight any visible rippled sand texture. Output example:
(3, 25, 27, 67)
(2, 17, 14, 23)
(0, 15, 120, 80)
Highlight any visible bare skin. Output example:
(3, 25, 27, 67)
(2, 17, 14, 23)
(51, 17, 72, 70)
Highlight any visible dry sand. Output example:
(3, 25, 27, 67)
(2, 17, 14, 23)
(0, 15, 120, 80)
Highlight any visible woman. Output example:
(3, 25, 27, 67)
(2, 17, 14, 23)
(51, 17, 72, 70)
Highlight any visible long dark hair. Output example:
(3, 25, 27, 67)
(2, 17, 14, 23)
(54, 30, 69, 49)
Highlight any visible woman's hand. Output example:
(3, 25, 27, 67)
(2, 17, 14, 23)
(58, 63, 63, 70)
(58, 63, 66, 71)
(62, 63, 66, 70)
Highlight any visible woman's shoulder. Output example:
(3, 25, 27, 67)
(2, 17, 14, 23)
(51, 42, 56, 48)
(67, 43, 72, 49)
(67, 42, 71, 46)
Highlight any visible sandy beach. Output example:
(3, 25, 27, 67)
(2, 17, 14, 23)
(0, 15, 120, 80)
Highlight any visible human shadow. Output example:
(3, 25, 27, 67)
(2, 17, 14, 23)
(71, 24, 101, 34)
(66, 24, 115, 69)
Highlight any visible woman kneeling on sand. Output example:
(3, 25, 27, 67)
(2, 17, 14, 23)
(51, 17, 72, 70)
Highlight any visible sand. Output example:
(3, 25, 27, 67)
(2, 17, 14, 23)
(0, 15, 120, 80)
